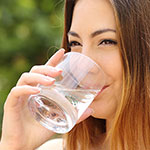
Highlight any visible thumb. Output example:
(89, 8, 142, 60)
(46, 48, 65, 67)
(77, 108, 94, 124)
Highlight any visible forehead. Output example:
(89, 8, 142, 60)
(70, 0, 116, 32)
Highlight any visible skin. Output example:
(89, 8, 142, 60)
(68, 0, 123, 131)
(0, 49, 92, 150)
(0, 0, 123, 149)
(0, 50, 64, 150)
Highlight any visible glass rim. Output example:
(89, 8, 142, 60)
(64, 52, 103, 71)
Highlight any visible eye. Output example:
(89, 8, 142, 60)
(99, 39, 117, 45)
(68, 41, 82, 47)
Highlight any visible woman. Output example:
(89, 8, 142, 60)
(0, 0, 150, 150)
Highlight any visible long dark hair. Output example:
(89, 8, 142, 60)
(61, 0, 150, 149)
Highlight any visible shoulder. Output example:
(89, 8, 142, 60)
(36, 138, 64, 150)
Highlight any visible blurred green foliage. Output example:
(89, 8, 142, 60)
(0, 0, 64, 135)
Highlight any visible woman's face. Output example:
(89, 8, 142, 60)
(68, 0, 123, 120)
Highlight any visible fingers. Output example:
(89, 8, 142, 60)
(77, 108, 94, 124)
(16, 72, 56, 86)
(17, 49, 65, 86)
(5, 49, 66, 110)
(30, 65, 62, 77)
(46, 48, 65, 66)
(4, 85, 41, 109)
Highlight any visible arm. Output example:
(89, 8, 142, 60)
(0, 48, 93, 150)
(0, 49, 65, 150)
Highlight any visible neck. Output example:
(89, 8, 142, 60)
(101, 119, 114, 150)
(90, 118, 114, 150)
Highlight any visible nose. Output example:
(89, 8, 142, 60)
(79, 46, 105, 76)
(81, 47, 97, 65)
(75, 47, 99, 74)
(68, 51, 105, 89)
(81, 46, 90, 56)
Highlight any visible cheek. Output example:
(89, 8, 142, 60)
(99, 51, 123, 82)
(90, 96, 119, 119)
(89, 51, 123, 119)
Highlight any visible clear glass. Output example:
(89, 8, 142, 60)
(28, 52, 106, 134)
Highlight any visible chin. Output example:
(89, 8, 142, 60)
(89, 97, 118, 120)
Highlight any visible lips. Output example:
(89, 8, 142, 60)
(97, 85, 109, 96)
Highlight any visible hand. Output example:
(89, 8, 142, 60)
(0, 49, 93, 150)
(0, 49, 65, 150)
(77, 108, 94, 123)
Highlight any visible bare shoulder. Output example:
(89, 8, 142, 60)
(36, 138, 64, 150)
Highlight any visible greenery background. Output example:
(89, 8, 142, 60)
(0, 0, 64, 136)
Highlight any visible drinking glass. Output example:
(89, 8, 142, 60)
(28, 52, 106, 133)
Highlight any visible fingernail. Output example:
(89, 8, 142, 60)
(87, 108, 94, 115)
(55, 68, 63, 72)
(59, 48, 65, 53)
(44, 77, 55, 82)
(32, 87, 41, 93)
(56, 48, 65, 54)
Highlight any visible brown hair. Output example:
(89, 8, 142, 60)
(61, 0, 150, 149)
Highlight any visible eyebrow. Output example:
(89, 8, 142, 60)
(91, 29, 116, 38)
(68, 28, 116, 39)
(68, 31, 80, 38)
